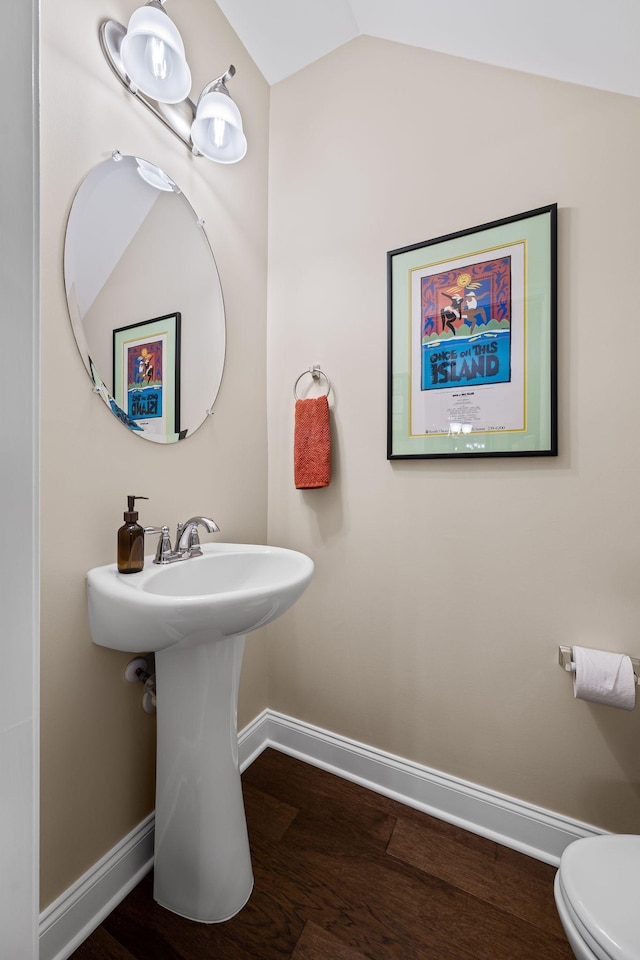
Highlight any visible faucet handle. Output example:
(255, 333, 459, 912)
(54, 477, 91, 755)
(186, 525, 203, 557)
(150, 525, 173, 564)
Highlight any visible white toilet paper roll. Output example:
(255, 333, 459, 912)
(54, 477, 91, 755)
(573, 646, 636, 711)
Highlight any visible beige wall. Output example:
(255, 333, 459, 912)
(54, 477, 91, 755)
(266, 37, 640, 834)
(40, 0, 270, 907)
(40, 17, 640, 915)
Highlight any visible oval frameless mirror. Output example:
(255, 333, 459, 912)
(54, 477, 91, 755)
(64, 152, 225, 442)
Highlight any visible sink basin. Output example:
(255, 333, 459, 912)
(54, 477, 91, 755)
(87, 542, 314, 652)
(86, 541, 313, 924)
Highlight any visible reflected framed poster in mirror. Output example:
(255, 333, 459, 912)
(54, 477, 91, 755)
(113, 312, 181, 442)
(387, 204, 557, 459)
(64, 153, 226, 443)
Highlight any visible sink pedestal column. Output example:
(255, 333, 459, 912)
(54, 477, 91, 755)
(153, 633, 253, 923)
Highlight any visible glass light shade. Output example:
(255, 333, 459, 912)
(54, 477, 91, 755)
(135, 158, 179, 191)
(121, 4, 191, 103)
(190, 91, 247, 163)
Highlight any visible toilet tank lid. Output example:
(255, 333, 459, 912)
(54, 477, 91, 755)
(559, 835, 640, 960)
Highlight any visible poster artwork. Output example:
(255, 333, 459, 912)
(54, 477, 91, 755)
(421, 256, 512, 391)
(126, 340, 163, 420)
(409, 240, 525, 438)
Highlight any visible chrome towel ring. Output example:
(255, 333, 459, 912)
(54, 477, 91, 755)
(294, 364, 331, 401)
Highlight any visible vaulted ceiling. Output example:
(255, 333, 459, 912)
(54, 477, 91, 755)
(215, 0, 640, 95)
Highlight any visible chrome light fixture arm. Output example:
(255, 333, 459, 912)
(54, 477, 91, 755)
(197, 66, 236, 102)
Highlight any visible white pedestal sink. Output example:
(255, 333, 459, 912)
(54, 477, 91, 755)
(87, 542, 314, 922)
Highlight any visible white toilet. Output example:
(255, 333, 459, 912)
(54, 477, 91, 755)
(554, 834, 640, 960)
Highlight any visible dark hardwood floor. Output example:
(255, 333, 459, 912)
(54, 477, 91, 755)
(70, 749, 573, 959)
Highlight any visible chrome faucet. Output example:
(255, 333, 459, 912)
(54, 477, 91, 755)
(177, 517, 220, 556)
(147, 516, 220, 564)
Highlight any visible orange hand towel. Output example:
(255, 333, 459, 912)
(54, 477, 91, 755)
(294, 395, 331, 489)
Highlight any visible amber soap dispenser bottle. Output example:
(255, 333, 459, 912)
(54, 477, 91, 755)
(117, 495, 148, 574)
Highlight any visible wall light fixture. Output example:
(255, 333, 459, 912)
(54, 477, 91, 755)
(100, 0, 247, 164)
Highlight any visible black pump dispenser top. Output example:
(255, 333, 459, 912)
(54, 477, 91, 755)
(124, 495, 148, 523)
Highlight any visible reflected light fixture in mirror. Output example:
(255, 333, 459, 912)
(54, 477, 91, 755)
(64, 152, 226, 443)
(136, 156, 180, 191)
(100, 0, 247, 164)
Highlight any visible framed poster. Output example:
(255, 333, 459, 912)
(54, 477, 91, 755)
(387, 205, 557, 459)
(113, 312, 181, 442)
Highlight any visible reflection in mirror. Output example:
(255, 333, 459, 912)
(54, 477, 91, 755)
(64, 152, 225, 442)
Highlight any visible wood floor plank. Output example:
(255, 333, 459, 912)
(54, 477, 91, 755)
(276, 798, 397, 856)
(71, 748, 574, 960)
(244, 749, 500, 856)
(242, 779, 299, 841)
(387, 816, 565, 937)
(250, 799, 572, 960)
(496, 840, 562, 879)
(291, 921, 368, 959)
(242, 749, 420, 822)
(104, 871, 305, 960)
(69, 924, 138, 960)
(250, 845, 455, 960)
(101, 878, 191, 960)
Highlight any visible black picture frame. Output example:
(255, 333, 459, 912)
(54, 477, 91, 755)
(387, 204, 557, 459)
(112, 311, 182, 441)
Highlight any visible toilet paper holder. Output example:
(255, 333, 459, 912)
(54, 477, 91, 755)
(558, 645, 640, 685)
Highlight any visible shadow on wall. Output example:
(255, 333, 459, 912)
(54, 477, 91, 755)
(583, 702, 640, 827)
(300, 408, 344, 543)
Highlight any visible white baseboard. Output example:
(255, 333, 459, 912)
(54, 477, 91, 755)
(238, 708, 271, 771)
(38, 814, 154, 960)
(250, 710, 604, 866)
(39, 708, 603, 960)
